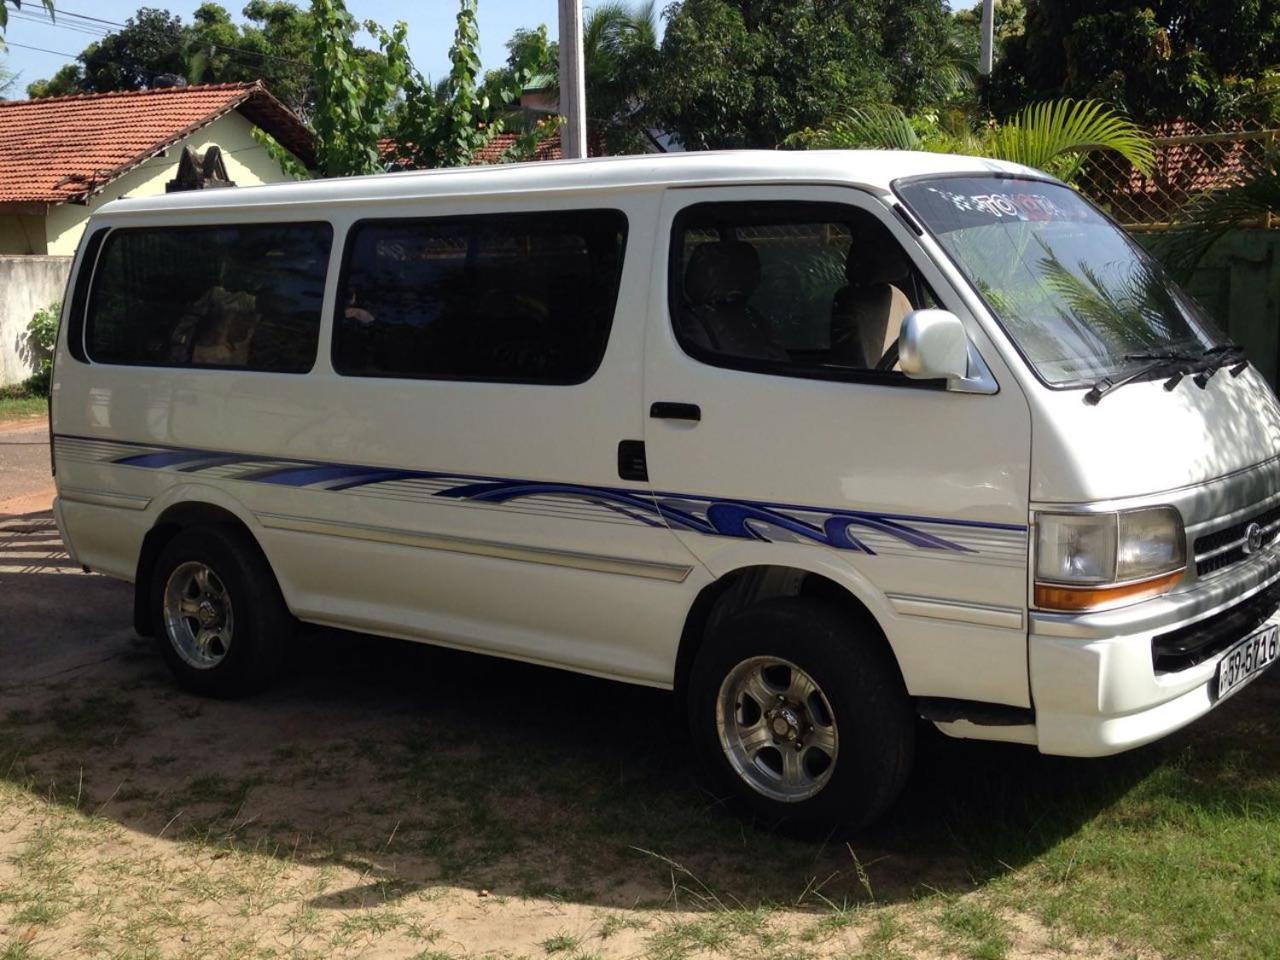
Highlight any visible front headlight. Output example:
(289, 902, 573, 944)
(1034, 506, 1185, 611)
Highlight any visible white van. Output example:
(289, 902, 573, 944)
(50, 151, 1280, 831)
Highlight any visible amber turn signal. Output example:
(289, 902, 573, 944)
(1034, 568, 1185, 612)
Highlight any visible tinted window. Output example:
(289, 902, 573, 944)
(670, 202, 935, 381)
(333, 210, 628, 383)
(86, 223, 332, 373)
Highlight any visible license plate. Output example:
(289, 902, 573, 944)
(1215, 624, 1280, 702)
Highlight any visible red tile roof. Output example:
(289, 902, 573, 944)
(471, 131, 564, 163)
(379, 131, 565, 169)
(0, 81, 314, 208)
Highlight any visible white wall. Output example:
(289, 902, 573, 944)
(0, 256, 70, 386)
(44, 110, 303, 256)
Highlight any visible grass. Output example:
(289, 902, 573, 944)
(0, 393, 45, 422)
(936, 901, 1011, 960)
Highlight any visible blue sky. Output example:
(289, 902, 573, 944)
(1, 0, 573, 94)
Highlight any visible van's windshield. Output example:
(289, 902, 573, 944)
(895, 176, 1223, 385)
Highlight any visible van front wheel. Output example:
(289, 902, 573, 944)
(151, 526, 292, 698)
(688, 597, 914, 834)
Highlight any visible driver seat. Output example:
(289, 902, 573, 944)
(830, 242, 914, 370)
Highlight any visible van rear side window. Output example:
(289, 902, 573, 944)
(332, 210, 628, 384)
(85, 223, 332, 373)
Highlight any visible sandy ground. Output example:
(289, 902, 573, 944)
(0, 417, 54, 513)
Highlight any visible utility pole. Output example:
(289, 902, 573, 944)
(979, 0, 995, 76)
(558, 0, 588, 159)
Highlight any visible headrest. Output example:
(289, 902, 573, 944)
(846, 235, 910, 287)
(685, 240, 761, 306)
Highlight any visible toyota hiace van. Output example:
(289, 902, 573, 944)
(50, 151, 1280, 831)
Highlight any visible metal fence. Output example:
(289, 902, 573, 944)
(1075, 119, 1277, 231)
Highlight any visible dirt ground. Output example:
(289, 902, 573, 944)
(0, 417, 53, 509)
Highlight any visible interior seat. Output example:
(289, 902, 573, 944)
(680, 240, 787, 361)
(830, 242, 914, 370)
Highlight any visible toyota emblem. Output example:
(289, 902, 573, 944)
(1243, 521, 1264, 556)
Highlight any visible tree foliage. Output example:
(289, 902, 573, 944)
(309, 0, 401, 177)
(993, 1, 1280, 125)
(794, 98, 1153, 183)
(652, 0, 963, 150)
(479, 4, 657, 155)
(80, 7, 187, 92)
(0, 0, 54, 35)
(22, 1, 385, 119)
(312, 0, 540, 176)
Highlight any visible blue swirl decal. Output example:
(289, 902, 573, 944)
(66, 433, 1022, 557)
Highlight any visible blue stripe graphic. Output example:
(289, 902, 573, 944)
(59, 433, 1026, 556)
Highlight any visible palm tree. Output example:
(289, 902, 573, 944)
(538, 1, 659, 153)
(792, 98, 1154, 184)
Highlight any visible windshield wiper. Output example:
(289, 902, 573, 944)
(1084, 351, 1201, 405)
(1084, 344, 1249, 405)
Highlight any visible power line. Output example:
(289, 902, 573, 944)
(3, 40, 82, 59)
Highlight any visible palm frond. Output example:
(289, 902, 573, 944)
(797, 104, 923, 152)
(981, 99, 1155, 181)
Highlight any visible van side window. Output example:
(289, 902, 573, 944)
(332, 210, 628, 383)
(85, 223, 331, 373)
(670, 201, 936, 381)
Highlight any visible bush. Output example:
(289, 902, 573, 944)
(24, 300, 60, 397)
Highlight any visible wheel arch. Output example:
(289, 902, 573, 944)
(133, 489, 272, 636)
(672, 558, 902, 710)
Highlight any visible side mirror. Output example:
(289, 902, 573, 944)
(899, 309, 970, 382)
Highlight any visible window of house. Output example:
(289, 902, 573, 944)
(332, 210, 629, 384)
(670, 201, 936, 381)
(86, 223, 332, 373)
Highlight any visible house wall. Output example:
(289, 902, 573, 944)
(0, 256, 71, 386)
(0, 215, 49, 255)
(43, 110, 302, 256)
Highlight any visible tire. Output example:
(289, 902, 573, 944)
(688, 596, 915, 835)
(150, 525, 293, 698)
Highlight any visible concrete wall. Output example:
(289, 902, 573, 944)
(0, 256, 71, 386)
(36, 111, 302, 257)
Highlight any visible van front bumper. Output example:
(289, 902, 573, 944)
(1029, 547, 1280, 757)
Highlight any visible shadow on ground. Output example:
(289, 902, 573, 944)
(2, 508, 1274, 913)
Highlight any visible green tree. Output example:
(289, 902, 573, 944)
(187, 1, 378, 118)
(309, 0, 403, 177)
(377, 0, 531, 169)
(581, 1, 660, 153)
(80, 7, 188, 91)
(995, 1, 1280, 124)
(477, 23, 556, 127)
(26, 62, 82, 98)
(653, 0, 957, 150)
(0, 55, 15, 97)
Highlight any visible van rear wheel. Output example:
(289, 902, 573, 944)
(151, 525, 292, 698)
(688, 597, 914, 835)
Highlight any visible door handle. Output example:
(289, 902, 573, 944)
(650, 402, 701, 422)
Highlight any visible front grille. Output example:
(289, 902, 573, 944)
(1194, 502, 1280, 577)
(1152, 582, 1280, 673)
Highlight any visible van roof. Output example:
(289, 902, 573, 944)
(95, 149, 1044, 219)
